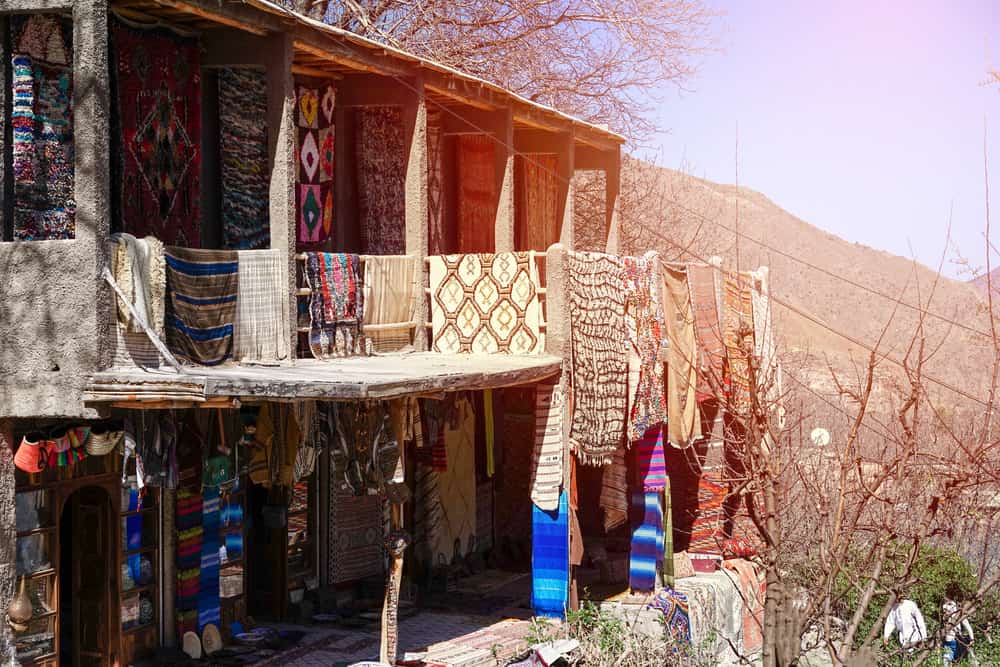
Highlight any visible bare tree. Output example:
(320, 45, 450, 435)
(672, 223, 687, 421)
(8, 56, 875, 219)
(282, 0, 716, 143)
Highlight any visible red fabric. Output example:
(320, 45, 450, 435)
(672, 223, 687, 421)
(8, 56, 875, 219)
(457, 135, 496, 253)
(515, 154, 560, 252)
(112, 19, 201, 246)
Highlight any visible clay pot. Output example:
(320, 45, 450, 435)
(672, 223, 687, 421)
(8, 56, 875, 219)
(8, 576, 32, 625)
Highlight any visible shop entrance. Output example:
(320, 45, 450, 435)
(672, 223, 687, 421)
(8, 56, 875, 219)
(58, 486, 115, 667)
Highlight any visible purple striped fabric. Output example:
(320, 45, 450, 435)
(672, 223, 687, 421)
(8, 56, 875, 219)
(635, 425, 667, 491)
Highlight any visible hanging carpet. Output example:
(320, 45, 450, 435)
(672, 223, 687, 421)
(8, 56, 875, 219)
(531, 490, 569, 619)
(296, 82, 336, 246)
(219, 68, 270, 249)
(429, 252, 543, 354)
(723, 271, 755, 417)
(623, 252, 667, 442)
(164, 247, 238, 366)
(10, 14, 75, 240)
(234, 249, 290, 363)
(515, 154, 560, 252)
(303, 252, 364, 358)
(687, 264, 725, 403)
(629, 490, 664, 594)
(662, 265, 702, 447)
(457, 134, 497, 253)
(427, 109, 449, 255)
(530, 380, 563, 511)
(634, 425, 667, 492)
(363, 255, 417, 352)
(355, 106, 406, 255)
(112, 17, 201, 246)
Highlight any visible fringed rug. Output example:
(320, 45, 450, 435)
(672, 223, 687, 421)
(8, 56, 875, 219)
(567, 251, 628, 465)
(165, 247, 239, 365)
(598, 445, 628, 531)
(112, 17, 201, 246)
(11, 14, 75, 240)
(624, 252, 666, 442)
(295, 82, 336, 246)
(235, 249, 290, 362)
(355, 106, 406, 254)
(429, 252, 543, 354)
(327, 484, 385, 584)
(363, 255, 417, 352)
(532, 490, 569, 618)
(634, 425, 666, 492)
(303, 252, 364, 358)
(457, 135, 496, 253)
(219, 68, 270, 249)
(530, 380, 563, 511)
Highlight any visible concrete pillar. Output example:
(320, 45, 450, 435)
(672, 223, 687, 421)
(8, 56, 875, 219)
(401, 77, 429, 350)
(494, 108, 515, 253)
(605, 146, 622, 254)
(556, 132, 575, 250)
(265, 34, 298, 360)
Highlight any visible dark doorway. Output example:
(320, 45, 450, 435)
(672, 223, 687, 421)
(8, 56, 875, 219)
(59, 486, 114, 667)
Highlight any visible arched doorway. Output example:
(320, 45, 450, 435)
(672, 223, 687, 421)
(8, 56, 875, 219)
(59, 485, 115, 666)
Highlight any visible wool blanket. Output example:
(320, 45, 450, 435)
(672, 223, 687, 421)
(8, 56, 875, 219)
(429, 252, 543, 354)
(530, 380, 563, 511)
(598, 445, 629, 531)
(219, 68, 270, 249)
(11, 14, 75, 240)
(687, 264, 726, 403)
(433, 396, 477, 563)
(363, 255, 417, 352)
(112, 17, 201, 246)
(457, 135, 497, 253)
(568, 251, 628, 465)
(234, 249, 289, 362)
(112, 233, 166, 335)
(165, 247, 238, 365)
(723, 272, 755, 417)
(629, 491, 663, 593)
(295, 82, 336, 246)
(304, 252, 364, 358)
(624, 253, 667, 442)
(532, 490, 569, 619)
(674, 570, 745, 661)
(515, 154, 560, 251)
(634, 425, 667, 492)
(648, 587, 692, 644)
(356, 106, 406, 254)
(663, 265, 702, 447)
(722, 558, 765, 654)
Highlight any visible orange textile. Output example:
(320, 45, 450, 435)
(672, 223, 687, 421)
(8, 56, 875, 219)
(515, 154, 560, 252)
(457, 135, 497, 253)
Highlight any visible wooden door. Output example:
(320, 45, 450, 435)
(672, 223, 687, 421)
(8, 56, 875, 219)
(67, 486, 115, 666)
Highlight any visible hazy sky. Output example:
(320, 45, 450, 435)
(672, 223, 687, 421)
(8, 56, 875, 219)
(653, 0, 1000, 280)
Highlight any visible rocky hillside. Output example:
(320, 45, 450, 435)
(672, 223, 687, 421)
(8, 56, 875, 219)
(614, 162, 995, 406)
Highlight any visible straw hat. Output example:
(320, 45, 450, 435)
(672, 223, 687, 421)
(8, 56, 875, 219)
(86, 422, 123, 456)
(202, 623, 223, 655)
(14, 433, 47, 474)
(182, 631, 202, 659)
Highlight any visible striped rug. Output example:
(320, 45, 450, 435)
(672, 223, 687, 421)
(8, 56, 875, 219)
(532, 490, 569, 619)
(165, 247, 239, 365)
(530, 380, 563, 511)
(629, 490, 663, 593)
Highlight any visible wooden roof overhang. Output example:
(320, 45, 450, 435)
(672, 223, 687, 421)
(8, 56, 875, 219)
(108, 0, 625, 154)
(83, 353, 562, 408)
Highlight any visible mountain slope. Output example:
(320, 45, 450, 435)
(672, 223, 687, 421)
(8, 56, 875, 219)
(618, 163, 994, 402)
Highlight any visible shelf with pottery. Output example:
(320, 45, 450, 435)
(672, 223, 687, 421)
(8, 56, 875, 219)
(119, 469, 160, 665)
(11, 485, 58, 667)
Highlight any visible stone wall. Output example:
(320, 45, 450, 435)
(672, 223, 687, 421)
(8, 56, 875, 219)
(0, 423, 19, 665)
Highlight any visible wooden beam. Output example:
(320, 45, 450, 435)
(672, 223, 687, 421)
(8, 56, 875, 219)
(151, 0, 268, 35)
(292, 64, 344, 79)
(294, 39, 378, 74)
(425, 82, 495, 111)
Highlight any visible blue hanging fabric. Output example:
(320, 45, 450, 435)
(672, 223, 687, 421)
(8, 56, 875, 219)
(629, 490, 663, 593)
(532, 490, 569, 619)
(198, 485, 221, 630)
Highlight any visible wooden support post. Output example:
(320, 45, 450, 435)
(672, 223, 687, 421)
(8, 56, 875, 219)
(556, 132, 575, 249)
(494, 108, 515, 252)
(605, 145, 622, 255)
(380, 503, 405, 665)
(266, 33, 298, 360)
(403, 77, 429, 350)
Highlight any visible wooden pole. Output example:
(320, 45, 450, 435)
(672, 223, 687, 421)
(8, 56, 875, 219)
(380, 503, 406, 664)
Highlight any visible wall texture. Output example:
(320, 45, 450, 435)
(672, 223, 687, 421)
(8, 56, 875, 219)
(0, 422, 18, 664)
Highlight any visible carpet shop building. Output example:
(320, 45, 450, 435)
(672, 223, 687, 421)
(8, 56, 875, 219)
(0, 1, 773, 665)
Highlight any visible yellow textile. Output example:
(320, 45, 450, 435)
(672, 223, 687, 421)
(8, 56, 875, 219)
(432, 396, 476, 562)
(484, 389, 495, 477)
(662, 265, 702, 447)
(252, 404, 301, 487)
(363, 255, 417, 352)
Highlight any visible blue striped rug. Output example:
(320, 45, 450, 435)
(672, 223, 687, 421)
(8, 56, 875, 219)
(165, 247, 239, 365)
(532, 490, 569, 619)
(629, 491, 663, 593)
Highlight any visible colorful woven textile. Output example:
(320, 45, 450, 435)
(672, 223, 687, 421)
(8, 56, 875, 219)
(648, 587, 692, 644)
(624, 253, 667, 442)
(175, 489, 202, 637)
(355, 106, 406, 254)
(457, 135, 497, 253)
(296, 82, 336, 245)
(165, 247, 239, 365)
(429, 252, 543, 354)
(11, 14, 75, 240)
(530, 380, 563, 511)
(663, 265, 702, 447)
(515, 154, 560, 251)
(722, 558, 765, 654)
(328, 484, 385, 584)
(635, 425, 667, 492)
(723, 272, 755, 417)
(690, 475, 727, 554)
(568, 251, 628, 465)
(198, 486, 221, 631)
(219, 68, 269, 249)
(112, 18, 201, 246)
(687, 265, 725, 403)
(363, 255, 417, 352)
(303, 252, 364, 358)
(599, 445, 629, 530)
(630, 491, 663, 593)
(234, 249, 290, 362)
(532, 490, 569, 619)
